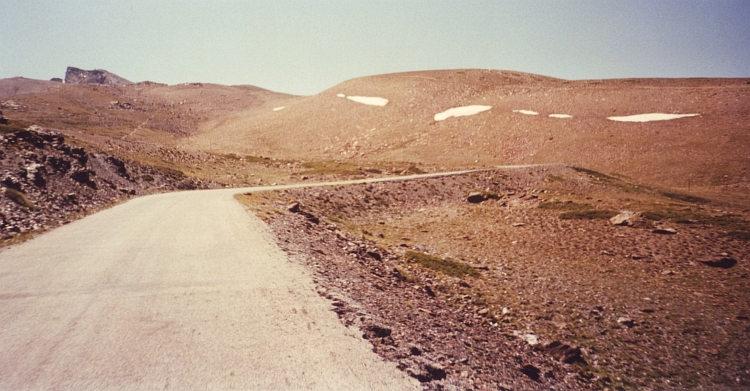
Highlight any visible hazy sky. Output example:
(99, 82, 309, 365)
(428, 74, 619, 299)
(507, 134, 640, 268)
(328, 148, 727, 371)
(2, 1, 749, 95)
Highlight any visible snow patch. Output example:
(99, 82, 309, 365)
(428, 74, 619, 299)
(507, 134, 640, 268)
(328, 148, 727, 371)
(337, 93, 345, 98)
(513, 110, 539, 115)
(346, 96, 388, 106)
(549, 114, 573, 119)
(607, 113, 700, 122)
(272, 106, 285, 111)
(434, 105, 492, 121)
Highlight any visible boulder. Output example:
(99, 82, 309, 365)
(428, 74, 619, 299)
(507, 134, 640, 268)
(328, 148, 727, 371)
(0, 110, 7, 124)
(610, 210, 640, 226)
(64, 67, 133, 86)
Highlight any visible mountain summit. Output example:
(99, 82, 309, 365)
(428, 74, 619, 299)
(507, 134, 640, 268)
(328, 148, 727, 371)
(64, 66, 132, 86)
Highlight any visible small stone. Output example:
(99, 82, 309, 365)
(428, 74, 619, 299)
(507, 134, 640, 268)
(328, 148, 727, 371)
(617, 317, 635, 327)
(364, 324, 392, 338)
(523, 334, 539, 345)
(661, 269, 675, 276)
(512, 222, 525, 227)
(653, 227, 677, 235)
(424, 285, 436, 297)
(477, 308, 489, 315)
(545, 341, 587, 364)
(520, 364, 541, 381)
(424, 362, 446, 381)
(467, 191, 487, 203)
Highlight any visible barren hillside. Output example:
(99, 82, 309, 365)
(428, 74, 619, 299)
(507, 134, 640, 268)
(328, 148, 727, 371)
(182, 70, 750, 205)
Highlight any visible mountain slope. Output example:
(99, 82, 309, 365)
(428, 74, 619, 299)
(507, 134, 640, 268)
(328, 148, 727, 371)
(182, 69, 750, 202)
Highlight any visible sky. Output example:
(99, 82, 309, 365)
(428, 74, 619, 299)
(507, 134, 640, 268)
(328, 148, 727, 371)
(1, 0, 749, 95)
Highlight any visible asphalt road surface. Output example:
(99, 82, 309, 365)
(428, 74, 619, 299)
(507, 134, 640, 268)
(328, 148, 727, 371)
(0, 168, 534, 390)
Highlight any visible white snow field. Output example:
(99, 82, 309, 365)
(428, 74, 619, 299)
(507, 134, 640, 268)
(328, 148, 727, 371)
(346, 96, 389, 106)
(434, 105, 492, 121)
(607, 113, 700, 122)
(272, 106, 285, 111)
(513, 110, 539, 115)
(549, 114, 573, 119)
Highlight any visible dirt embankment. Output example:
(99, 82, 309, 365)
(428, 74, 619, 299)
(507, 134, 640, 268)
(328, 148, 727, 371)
(240, 167, 750, 390)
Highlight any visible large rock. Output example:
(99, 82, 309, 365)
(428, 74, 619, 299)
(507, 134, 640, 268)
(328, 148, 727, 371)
(64, 67, 133, 86)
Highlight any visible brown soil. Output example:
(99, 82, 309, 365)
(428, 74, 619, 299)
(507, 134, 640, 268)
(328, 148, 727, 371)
(239, 166, 749, 390)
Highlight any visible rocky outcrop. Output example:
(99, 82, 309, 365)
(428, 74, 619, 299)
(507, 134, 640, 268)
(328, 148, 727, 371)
(64, 67, 133, 86)
(1, 125, 219, 241)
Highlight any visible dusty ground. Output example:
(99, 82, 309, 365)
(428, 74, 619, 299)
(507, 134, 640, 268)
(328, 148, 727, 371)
(239, 166, 749, 390)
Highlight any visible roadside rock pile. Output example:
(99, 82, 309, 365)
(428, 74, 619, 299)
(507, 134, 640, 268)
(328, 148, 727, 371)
(1, 125, 219, 241)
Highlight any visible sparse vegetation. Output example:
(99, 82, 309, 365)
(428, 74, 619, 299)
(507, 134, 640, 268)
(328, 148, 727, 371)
(3, 187, 37, 210)
(660, 191, 710, 204)
(538, 200, 591, 211)
(395, 266, 416, 283)
(572, 166, 642, 193)
(558, 209, 618, 220)
(300, 161, 363, 176)
(155, 165, 185, 178)
(404, 250, 480, 277)
(0, 119, 32, 134)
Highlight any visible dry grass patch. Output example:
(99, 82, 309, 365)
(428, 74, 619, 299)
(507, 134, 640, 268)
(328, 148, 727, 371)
(404, 250, 480, 278)
(3, 188, 37, 210)
(558, 209, 618, 220)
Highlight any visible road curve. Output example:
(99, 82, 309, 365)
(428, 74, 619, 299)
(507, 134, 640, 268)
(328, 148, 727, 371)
(0, 167, 540, 390)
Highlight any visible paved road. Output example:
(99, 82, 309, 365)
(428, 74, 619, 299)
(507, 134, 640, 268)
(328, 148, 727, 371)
(0, 168, 537, 390)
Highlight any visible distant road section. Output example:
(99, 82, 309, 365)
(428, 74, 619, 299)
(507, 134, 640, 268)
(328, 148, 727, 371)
(0, 186, 421, 390)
